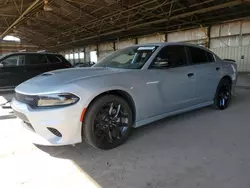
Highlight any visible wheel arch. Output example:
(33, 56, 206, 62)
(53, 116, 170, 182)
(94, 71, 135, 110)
(214, 75, 233, 100)
(85, 89, 137, 125)
(221, 75, 232, 86)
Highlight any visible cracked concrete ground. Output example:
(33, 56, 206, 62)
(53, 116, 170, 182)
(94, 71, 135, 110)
(1, 87, 250, 188)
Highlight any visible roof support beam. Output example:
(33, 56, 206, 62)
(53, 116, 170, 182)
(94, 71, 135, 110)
(47, 0, 216, 41)
(12, 0, 21, 15)
(0, 0, 42, 39)
(64, 0, 99, 19)
(65, 0, 116, 10)
(49, 0, 243, 48)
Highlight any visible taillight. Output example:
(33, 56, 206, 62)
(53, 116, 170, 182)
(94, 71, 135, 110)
(65, 63, 72, 68)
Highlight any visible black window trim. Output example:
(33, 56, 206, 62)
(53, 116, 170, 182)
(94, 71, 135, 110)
(0, 53, 66, 67)
(46, 54, 63, 64)
(187, 46, 216, 65)
(149, 44, 191, 69)
(24, 54, 50, 66)
(205, 51, 216, 63)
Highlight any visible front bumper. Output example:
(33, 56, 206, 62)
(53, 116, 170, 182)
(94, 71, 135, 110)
(11, 98, 83, 146)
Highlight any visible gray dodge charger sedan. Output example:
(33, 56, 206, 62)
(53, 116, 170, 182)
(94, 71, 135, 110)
(11, 43, 237, 149)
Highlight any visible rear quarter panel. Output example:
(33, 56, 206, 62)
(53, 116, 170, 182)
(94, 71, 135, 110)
(220, 60, 237, 95)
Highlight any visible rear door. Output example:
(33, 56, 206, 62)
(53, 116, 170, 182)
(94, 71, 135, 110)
(0, 54, 26, 89)
(187, 46, 221, 103)
(46, 54, 71, 70)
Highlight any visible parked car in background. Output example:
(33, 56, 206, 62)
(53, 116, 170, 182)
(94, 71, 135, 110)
(11, 43, 237, 149)
(0, 52, 72, 90)
(73, 61, 95, 68)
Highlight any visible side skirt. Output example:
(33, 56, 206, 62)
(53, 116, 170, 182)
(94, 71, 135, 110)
(134, 101, 213, 128)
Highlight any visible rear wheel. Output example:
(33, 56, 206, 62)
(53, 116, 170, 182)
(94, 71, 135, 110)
(213, 78, 232, 110)
(83, 95, 133, 150)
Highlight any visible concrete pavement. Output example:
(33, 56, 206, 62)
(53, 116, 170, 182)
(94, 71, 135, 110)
(1, 88, 250, 188)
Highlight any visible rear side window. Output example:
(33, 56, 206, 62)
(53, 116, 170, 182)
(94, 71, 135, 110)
(189, 47, 209, 64)
(47, 54, 62, 64)
(25, 54, 48, 65)
(206, 52, 215, 62)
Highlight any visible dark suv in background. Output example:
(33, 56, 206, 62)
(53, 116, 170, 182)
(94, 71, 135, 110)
(0, 52, 72, 90)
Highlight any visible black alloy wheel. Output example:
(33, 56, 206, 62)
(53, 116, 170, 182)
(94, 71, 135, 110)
(83, 95, 133, 149)
(214, 79, 231, 110)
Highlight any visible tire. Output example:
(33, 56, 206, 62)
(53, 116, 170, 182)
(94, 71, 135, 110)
(213, 78, 232, 110)
(83, 95, 133, 150)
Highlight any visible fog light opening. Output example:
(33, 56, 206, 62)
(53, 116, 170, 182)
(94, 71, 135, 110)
(47, 127, 62, 137)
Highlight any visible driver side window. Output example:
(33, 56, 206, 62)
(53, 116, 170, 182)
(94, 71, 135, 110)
(151, 45, 188, 69)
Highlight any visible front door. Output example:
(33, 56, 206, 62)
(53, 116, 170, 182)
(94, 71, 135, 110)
(147, 45, 196, 115)
(0, 54, 26, 89)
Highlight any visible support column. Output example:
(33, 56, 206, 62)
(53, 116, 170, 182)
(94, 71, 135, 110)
(96, 44, 99, 59)
(113, 42, 116, 51)
(207, 25, 211, 48)
(135, 37, 138, 44)
(165, 33, 168, 42)
(85, 47, 91, 62)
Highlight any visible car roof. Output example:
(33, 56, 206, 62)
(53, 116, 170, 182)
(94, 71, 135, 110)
(129, 42, 220, 59)
(132, 42, 215, 54)
(133, 42, 207, 48)
(0, 52, 63, 60)
(3, 52, 60, 56)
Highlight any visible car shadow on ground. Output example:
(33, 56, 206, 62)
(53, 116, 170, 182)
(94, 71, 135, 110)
(30, 88, 250, 187)
(35, 105, 216, 187)
(37, 87, 248, 151)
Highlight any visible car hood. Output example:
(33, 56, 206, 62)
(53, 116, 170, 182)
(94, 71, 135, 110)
(15, 67, 131, 94)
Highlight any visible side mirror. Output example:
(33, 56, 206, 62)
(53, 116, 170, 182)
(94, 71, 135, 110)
(151, 59, 171, 68)
(0, 63, 3, 68)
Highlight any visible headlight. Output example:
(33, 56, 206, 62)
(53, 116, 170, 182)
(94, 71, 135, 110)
(37, 93, 79, 107)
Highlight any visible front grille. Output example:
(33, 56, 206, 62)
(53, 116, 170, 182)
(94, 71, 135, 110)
(15, 93, 39, 108)
(47, 127, 62, 137)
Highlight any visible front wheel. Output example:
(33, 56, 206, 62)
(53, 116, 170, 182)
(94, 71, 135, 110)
(213, 79, 232, 110)
(83, 95, 133, 150)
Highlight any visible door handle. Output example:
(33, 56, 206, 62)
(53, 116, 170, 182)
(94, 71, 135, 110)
(187, 73, 194, 77)
(216, 67, 220, 71)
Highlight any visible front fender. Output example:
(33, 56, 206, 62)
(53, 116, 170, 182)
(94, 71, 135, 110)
(84, 86, 137, 110)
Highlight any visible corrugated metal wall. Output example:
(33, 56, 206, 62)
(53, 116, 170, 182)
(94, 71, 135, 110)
(116, 39, 135, 50)
(138, 34, 165, 44)
(211, 46, 250, 72)
(210, 20, 250, 72)
(98, 42, 114, 60)
(97, 34, 164, 60)
(167, 27, 207, 45)
(62, 19, 250, 71)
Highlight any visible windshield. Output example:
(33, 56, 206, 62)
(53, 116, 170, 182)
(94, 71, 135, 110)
(0, 54, 7, 60)
(94, 45, 158, 69)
